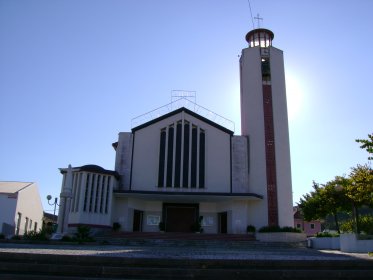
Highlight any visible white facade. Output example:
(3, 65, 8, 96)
(58, 28, 293, 234)
(0, 182, 43, 236)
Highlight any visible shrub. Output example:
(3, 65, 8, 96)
(61, 235, 74, 242)
(75, 225, 94, 242)
(340, 215, 373, 234)
(246, 225, 256, 232)
(190, 216, 204, 233)
(23, 229, 49, 241)
(315, 232, 339, 238)
(258, 226, 301, 233)
(11, 235, 21, 240)
(112, 222, 121, 231)
(0, 233, 5, 239)
(158, 221, 165, 231)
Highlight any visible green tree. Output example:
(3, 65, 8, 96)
(299, 180, 350, 233)
(356, 133, 373, 160)
(344, 164, 373, 233)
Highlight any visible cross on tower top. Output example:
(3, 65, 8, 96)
(254, 13, 263, 28)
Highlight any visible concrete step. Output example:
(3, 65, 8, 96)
(94, 232, 306, 248)
(0, 252, 372, 280)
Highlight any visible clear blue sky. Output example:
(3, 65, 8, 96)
(1, 0, 372, 214)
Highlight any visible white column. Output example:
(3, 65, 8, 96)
(57, 164, 73, 234)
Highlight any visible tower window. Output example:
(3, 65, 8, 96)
(261, 58, 271, 83)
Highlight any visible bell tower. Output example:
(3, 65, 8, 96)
(240, 28, 293, 227)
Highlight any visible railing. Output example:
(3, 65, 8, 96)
(131, 97, 235, 132)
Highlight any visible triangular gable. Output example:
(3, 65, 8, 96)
(131, 107, 234, 135)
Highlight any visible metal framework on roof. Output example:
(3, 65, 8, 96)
(131, 97, 235, 132)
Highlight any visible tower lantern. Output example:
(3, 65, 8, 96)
(245, 28, 274, 48)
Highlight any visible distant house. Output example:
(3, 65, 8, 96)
(0, 182, 44, 236)
(293, 206, 322, 236)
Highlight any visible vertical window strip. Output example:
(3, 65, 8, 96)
(83, 173, 90, 212)
(89, 174, 96, 213)
(105, 176, 111, 214)
(96, 175, 103, 214)
(191, 125, 198, 188)
(182, 122, 190, 188)
(158, 129, 166, 187)
(166, 125, 174, 187)
(75, 173, 82, 212)
(174, 122, 182, 188)
(100, 176, 106, 213)
(199, 130, 205, 188)
(70, 173, 77, 212)
(94, 175, 100, 213)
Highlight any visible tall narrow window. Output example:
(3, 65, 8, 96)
(100, 176, 106, 213)
(105, 176, 111, 214)
(84, 174, 90, 212)
(183, 121, 190, 188)
(166, 125, 174, 187)
(94, 175, 100, 213)
(158, 129, 166, 187)
(89, 174, 96, 212)
(174, 121, 182, 188)
(191, 125, 198, 188)
(199, 129, 205, 188)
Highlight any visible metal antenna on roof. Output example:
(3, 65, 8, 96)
(247, 0, 255, 29)
(171, 90, 196, 103)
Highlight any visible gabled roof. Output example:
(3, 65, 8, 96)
(0, 181, 34, 194)
(132, 107, 234, 135)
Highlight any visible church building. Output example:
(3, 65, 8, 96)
(57, 28, 293, 235)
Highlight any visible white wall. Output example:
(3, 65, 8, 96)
(270, 47, 293, 227)
(0, 194, 17, 234)
(231, 136, 249, 193)
(240, 46, 268, 225)
(115, 132, 133, 190)
(15, 183, 43, 235)
(131, 110, 231, 193)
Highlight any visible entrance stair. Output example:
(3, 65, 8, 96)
(0, 250, 372, 280)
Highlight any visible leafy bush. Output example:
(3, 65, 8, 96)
(340, 215, 373, 234)
(61, 235, 74, 242)
(315, 232, 339, 238)
(11, 235, 21, 240)
(258, 226, 301, 233)
(190, 216, 204, 233)
(246, 225, 256, 232)
(75, 225, 94, 242)
(0, 233, 5, 239)
(112, 222, 121, 231)
(158, 221, 165, 231)
(23, 229, 49, 241)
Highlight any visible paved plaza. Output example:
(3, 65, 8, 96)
(0, 242, 371, 261)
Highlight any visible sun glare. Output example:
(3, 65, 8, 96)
(285, 73, 303, 121)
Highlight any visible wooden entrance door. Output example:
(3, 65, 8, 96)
(219, 212, 227, 234)
(133, 210, 143, 232)
(164, 203, 198, 232)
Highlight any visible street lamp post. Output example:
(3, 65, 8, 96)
(46, 195, 59, 217)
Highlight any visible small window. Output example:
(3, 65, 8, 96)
(310, 223, 315, 229)
(296, 223, 301, 229)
